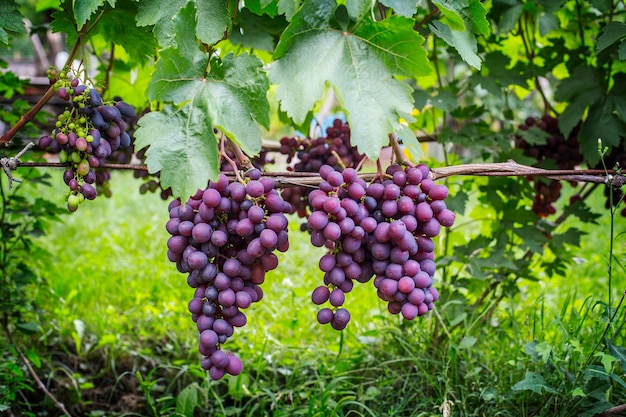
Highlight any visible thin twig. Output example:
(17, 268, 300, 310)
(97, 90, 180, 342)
(2, 318, 72, 416)
(415, 6, 440, 31)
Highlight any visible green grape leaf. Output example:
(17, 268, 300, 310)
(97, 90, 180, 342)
(136, 0, 185, 47)
(93, 1, 158, 64)
(579, 96, 626, 165)
(379, 0, 418, 17)
(271, 0, 431, 159)
(538, 12, 559, 37)
(589, 0, 612, 13)
(148, 49, 269, 158)
(554, 67, 603, 103)
(195, 0, 230, 45)
(397, 124, 423, 162)
(596, 22, 626, 55)
(490, 0, 522, 33)
(356, 16, 432, 77)
(430, 20, 481, 69)
(538, 0, 566, 13)
(277, 0, 300, 20)
(433, 2, 465, 31)
(0, 0, 27, 45)
(137, 0, 230, 47)
(247, 0, 279, 17)
(435, 0, 490, 36)
(620, 41, 626, 60)
(231, 8, 287, 52)
(464, 0, 490, 36)
(134, 105, 219, 200)
(50, 7, 79, 45)
(346, 0, 371, 21)
(73, 0, 104, 29)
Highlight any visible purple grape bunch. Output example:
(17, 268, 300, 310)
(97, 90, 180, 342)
(38, 74, 135, 211)
(279, 119, 365, 218)
(165, 169, 291, 380)
(307, 163, 455, 328)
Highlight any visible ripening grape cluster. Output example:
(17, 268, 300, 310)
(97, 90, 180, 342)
(307, 163, 455, 328)
(165, 169, 290, 380)
(38, 68, 135, 211)
(279, 119, 365, 217)
(515, 115, 583, 217)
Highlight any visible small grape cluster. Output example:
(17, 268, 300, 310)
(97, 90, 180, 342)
(515, 115, 583, 217)
(38, 69, 135, 211)
(279, 119, 365, 217)
(165, 169, 290, 380)
(307, 164, 454, 328)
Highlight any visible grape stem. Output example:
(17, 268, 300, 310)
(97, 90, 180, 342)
(388, 133, 413, 167)
(218, 134, 247, 183)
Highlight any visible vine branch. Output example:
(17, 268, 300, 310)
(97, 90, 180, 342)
(15, 160, 625, 189)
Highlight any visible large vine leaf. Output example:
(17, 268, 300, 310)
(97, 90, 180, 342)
(142, 5, 269, 195)
(596, 22, 626, 58)
(136, 0, 230, 47)
(0, 0, 27, 45)
(270, 0, 431, 160)
(73, 0, 104, 29)
(134, 105, 219, 200)
(356, 16, 433, 77)
(95, 1, 159, 64)
(148, 44, 269, 157)
(49, 0, 157, 64)
(555, 67, 626, 165)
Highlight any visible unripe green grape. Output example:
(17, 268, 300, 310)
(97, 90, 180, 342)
(71, 152, 81, 164)
(59, 150, 68, 163)
(67, 194, 80, 209)
(86, 134, 93, 143)
(77, 193, 85, 203)
(68, 122, 75, 130)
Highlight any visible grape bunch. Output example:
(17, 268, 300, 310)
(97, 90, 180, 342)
(279, 119, 365, 217)
(307, 163, 455, 328)
(38, 69, 135, 211)
(515, 115, 583, 217)
(165, 169, 291, 380)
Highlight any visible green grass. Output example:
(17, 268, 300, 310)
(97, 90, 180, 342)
(16, 171, 626, 416)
